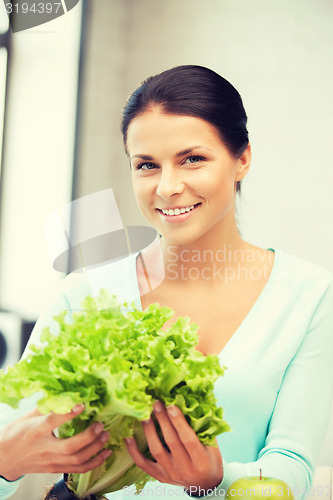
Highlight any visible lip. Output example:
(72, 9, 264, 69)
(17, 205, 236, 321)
(157, 203, 201, 223)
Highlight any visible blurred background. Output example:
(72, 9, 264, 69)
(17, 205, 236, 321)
(0, 0, 332, 498)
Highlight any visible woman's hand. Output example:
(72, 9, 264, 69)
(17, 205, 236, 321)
(125, 401, 223, 496)
(0, 405, 111, 482)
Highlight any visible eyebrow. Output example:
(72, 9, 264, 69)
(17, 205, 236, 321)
(130, 146, 212, 161)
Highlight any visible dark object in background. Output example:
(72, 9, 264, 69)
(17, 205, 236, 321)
(43, 474, 98, 500)
(0, 312, 35, 370)
(0, 311, 21, 370)
(0, 332, 6, 367)
(20, 318, 36, 354)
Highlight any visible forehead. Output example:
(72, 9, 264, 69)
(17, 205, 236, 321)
(126, 108, 223, 155)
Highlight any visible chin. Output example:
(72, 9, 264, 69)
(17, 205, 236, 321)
(160, 228, 206, 247)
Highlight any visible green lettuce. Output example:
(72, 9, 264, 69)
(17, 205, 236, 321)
(0, 290, 230, 499)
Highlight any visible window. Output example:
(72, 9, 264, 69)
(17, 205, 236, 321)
(0, 6, 83, 316)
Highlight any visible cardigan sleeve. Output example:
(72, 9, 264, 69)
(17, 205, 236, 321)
(189, 280, 333, 500)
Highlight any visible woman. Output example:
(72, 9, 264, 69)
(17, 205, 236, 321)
(0, 65, 332, 500)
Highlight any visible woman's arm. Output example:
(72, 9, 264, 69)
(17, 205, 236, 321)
(0, 405, 110, 481)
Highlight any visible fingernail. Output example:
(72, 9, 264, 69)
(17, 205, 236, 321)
(93, 422, 104, 434)
(102, 449, 112, 459)
(125, 437, 133, 445)
(154, 400, 164, 413)
(142, 418, 151, 425)
(100, 431, 109, 444)
(167, 405, 179, 417)
(72, 404, 84, 414)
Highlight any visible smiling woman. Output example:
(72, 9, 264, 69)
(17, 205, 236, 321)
(0, 65, 332, 500)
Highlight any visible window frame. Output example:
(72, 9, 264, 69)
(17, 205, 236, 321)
(0, 16, 11, 279)
(0, 15, 11, 178)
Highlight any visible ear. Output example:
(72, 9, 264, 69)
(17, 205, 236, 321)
(235, 143, 251, 182)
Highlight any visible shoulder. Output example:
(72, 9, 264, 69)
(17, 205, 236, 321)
(275, 249, 332, 287)
(267, 250, 333, 356)
(273, 248, 333, 311)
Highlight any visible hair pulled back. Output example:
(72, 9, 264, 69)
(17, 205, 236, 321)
(121, 65, 249, 192)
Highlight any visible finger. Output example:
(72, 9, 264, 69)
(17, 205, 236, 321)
(125, 437, 164, 481)
(166, 405, 204, 462)
(153, 401, 189, 460)
(59, 431, 110, 466)
(55, 426, 110, 459)
(52, 448, 112, 474)
(141, 417, 171, 465)
(40, 404, 85, 433)
(53, 422, 106, 454)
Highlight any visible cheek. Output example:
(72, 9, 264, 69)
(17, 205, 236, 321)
(131, 179, 152, 209)
(195, 165, 236, 193)
(201, 177, 232, 200)
(131, 175, 142, 198)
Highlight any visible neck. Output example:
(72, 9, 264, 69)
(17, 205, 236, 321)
(155, 205, 252, 282)
(140, 203, 253, 287)
(163, 234, 246, 279)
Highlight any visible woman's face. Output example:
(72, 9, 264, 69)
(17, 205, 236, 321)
(127, 107, 250, 246)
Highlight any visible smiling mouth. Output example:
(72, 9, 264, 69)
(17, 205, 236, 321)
(158, 203, 201, 216)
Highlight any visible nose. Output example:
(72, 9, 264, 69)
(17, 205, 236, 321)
(156, 167, 185, 199)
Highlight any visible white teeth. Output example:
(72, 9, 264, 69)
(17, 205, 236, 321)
(161, 205, 196, 216)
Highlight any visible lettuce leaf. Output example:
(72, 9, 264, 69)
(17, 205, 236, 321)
(0, 290, 230, 498)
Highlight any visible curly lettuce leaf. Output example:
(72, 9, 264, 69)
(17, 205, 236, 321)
(0, 290, 230, 498)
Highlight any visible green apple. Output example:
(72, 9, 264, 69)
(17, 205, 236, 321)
(226, 474, 294, 500)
